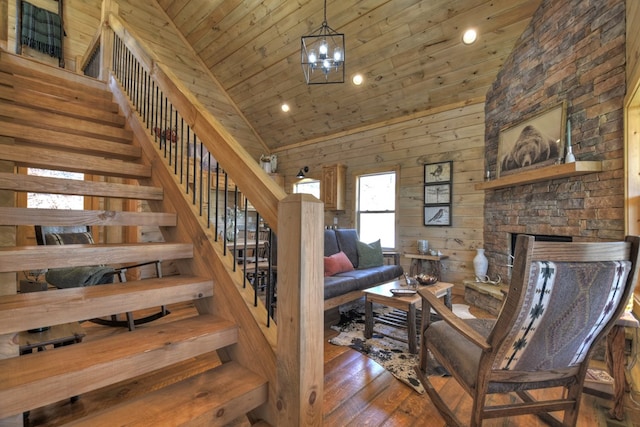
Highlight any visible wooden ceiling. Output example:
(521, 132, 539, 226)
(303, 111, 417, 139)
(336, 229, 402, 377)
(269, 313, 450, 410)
(156, 0, 541, 151)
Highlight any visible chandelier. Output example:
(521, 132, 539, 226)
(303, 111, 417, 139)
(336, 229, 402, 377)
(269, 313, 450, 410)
(301, 0, 345, 84)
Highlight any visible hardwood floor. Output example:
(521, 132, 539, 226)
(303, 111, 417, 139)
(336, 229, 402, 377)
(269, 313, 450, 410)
(21, 298, 640, 426)
(323, 297, 640, 427)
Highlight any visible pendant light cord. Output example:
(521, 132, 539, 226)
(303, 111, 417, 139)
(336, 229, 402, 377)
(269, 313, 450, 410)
(322, 0, 328, 27)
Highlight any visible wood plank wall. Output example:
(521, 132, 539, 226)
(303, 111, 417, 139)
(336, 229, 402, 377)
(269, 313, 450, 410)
(274, 101, 486, 292)
(7, 0, 101, 70)
(627, 1, 640, 97)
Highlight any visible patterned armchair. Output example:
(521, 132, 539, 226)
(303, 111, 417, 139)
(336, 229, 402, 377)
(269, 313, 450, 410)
(415, 234, 640, 427)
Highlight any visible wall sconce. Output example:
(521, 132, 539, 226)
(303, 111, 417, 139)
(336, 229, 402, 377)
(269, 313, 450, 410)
(296, 166, 309, 178)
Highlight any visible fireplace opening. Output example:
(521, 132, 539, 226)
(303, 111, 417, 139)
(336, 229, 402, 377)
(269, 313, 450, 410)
(510, 233, 572, 258)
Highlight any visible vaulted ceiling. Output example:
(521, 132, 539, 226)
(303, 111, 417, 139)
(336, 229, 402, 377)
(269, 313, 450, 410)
(156, 0, 542, 152)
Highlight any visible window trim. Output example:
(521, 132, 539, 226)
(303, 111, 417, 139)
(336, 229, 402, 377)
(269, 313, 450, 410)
(353, 165, 400, 250)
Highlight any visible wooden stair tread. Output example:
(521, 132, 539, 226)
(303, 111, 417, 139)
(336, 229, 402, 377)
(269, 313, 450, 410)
(0, 172, 164, 200)
(0, 123, 139, 160)
(0, 242, 193, 272)
(0, 60, 112, 97)
(0, 207, 176, 227)
(0, 103, 132, 143)
(64, 361, 268, 427)
(0, 145, 151, 179)
(8, 73, 118, 108)
(0, 275, 213, 334)
(0, 315, 238, 419)
(0, 83, 123, 124)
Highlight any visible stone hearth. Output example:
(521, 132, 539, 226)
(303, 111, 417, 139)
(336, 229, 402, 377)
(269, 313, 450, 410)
(463, 280, 507, 316)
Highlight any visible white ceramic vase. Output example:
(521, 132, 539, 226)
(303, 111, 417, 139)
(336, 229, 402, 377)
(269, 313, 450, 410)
(473, 248, 489, 279)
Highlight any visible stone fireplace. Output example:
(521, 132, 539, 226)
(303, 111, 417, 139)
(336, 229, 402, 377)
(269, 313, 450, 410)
(481, 0, 626, 284)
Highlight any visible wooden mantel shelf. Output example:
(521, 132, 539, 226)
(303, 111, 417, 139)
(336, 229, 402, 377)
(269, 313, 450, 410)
(475, 161, 602, 190)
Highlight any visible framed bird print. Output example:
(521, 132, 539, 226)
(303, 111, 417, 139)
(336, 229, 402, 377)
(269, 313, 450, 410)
(424, 205, 451, 226)
(424, 161, 452, 226)
(424, 161, 451, 183)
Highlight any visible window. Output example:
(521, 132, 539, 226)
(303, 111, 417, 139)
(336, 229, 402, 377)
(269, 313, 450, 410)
(293, 179, 320, 199)
(356, 170, 397, 248)
(27, 168, 84, 209)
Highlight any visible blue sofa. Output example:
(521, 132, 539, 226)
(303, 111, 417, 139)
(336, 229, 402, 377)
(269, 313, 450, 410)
(324, 229, 403, 310)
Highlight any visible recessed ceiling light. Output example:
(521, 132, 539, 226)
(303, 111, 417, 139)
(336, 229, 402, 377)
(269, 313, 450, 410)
(462, 29, 477, 45)
(281, 103, 290, 112)
(352, 74, 363, 85)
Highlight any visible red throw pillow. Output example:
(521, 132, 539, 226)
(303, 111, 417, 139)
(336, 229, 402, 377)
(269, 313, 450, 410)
(324, 251, 355, 277)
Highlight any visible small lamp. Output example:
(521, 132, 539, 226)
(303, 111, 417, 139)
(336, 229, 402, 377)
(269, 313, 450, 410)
(296, 166, 309, 178)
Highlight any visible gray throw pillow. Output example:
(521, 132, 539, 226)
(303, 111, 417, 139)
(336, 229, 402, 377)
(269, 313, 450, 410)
(356, 239, 384, 269)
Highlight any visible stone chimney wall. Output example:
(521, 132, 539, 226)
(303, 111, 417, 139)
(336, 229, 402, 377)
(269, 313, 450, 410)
(482, 0, 626, 283)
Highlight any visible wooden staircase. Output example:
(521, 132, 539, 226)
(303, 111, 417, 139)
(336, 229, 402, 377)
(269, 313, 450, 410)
(0, 55, 269, 425)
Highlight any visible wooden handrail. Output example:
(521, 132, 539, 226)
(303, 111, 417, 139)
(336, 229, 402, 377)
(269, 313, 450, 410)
(105, 13, 286, 233)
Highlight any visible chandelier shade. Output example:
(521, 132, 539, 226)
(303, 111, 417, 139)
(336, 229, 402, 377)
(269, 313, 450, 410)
(301, 1, 345, 84)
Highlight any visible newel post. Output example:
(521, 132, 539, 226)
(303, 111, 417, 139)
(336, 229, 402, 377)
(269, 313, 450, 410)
(276, 194, 324, 426)
(99, 0, 118, 81)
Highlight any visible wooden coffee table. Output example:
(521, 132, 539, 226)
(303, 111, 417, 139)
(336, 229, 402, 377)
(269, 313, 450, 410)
(363, 279, 453, 354)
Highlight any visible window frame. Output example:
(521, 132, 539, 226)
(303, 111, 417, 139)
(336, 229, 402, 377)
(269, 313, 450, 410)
(292, 178, 321, 199)
(353, 166, 400, 250)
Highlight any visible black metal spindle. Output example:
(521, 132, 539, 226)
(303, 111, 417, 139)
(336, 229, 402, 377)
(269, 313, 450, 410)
(110, 35, 277, 326)
(199, 142, 204, 216)
(192, 133, 197, 204)
(178, 117, 183, 177)
(185, 126, 191, 193)
(134, 60, 139, 111)
(215, 167, 220, 241)
(142, 69, 148, 123)
(224, 173, 229, 257)
(207, 152, 212, 228)
(126, 48, 132, 95)
(265, 228, 274, 326)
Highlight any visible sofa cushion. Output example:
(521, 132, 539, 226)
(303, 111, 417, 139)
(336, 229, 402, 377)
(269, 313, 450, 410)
(356, 239, 384, 269)
(324, 251, 355, 277)
(336, 264, 404, 289)
(324, 229, 340, 257)
(324, 275, 359, 300)
(335, 229, 360, 267)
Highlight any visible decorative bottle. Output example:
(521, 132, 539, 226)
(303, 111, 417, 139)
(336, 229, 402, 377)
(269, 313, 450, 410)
(473, 248, 489, 280)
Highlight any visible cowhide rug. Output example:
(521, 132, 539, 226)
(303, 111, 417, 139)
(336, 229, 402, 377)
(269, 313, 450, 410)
(329, 301, 475, 394)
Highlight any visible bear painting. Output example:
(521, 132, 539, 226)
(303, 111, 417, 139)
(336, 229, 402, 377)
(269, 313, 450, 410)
(500, 125, 559, 174)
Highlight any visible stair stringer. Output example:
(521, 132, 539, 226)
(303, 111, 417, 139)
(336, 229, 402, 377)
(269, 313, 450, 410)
(111, 73, 279, 425)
